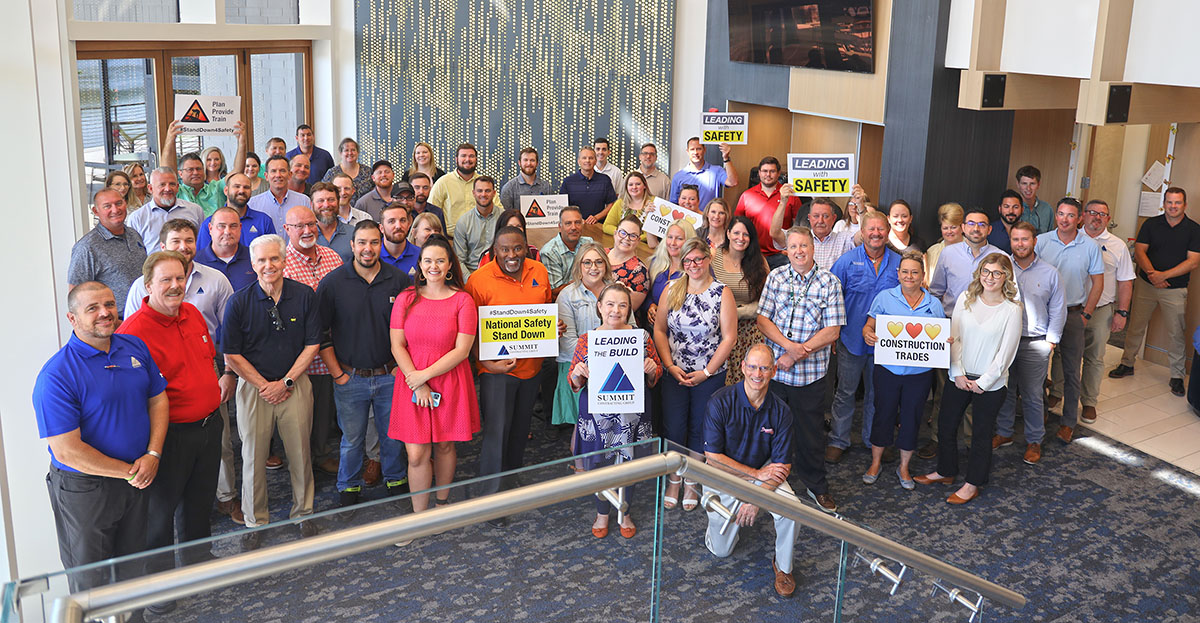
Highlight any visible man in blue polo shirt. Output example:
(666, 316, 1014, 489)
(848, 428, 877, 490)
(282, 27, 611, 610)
(669, 137, 738, 207)
(286, 124, 336, 184)
(827, 212, 900, 464)
(702, 345, 797, 598)
(197, 173, 276, 250)
(33, 281, 168, 592)
(380, 202, 420, 278)
(559, 146, 617, 224)
(197, 207, 257, 292)
(987, 190, 1023, 254)
(223, 234, 321, 547)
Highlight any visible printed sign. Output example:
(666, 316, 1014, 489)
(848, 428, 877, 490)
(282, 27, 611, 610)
(787, 153, 855, 197)
(174, 95, 241, 135)
(587, 329, 646, 413)
(478, 304, 558, 360)
(873, 315, 950, 369)
(700, 112, 749, 144)
(642, 197, 704, 239)
(520, 194, 569, 228)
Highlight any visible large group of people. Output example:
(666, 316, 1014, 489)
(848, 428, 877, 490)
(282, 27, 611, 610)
(39, 121, 1200, 605)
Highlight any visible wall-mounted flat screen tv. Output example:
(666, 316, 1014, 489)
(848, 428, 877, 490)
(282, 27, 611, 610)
(728, 1, 874, 73)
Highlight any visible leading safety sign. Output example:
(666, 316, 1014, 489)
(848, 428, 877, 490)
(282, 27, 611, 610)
(700, 112, 749, 145)
(787, 153, 856, 197)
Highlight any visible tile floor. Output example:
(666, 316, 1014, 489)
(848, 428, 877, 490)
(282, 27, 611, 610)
(1084, 344, 1200, 474)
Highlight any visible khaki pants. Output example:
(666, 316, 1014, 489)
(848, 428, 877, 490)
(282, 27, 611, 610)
(1051, 302, 1114, 407)
(1121, 280, 1188, 378)
(237, 375, 315, 527)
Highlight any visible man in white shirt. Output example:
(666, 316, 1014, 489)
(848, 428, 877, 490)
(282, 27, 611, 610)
(593, 137, 623, 194)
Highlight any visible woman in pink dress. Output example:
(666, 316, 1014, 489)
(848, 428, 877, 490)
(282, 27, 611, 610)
(390, 234, 480, 511)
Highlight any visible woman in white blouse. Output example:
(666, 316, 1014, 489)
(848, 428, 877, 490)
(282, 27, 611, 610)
(916, 253, 1022, 505)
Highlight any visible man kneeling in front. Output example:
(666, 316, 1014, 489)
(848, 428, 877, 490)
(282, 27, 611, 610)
(702, 344, 798, 597)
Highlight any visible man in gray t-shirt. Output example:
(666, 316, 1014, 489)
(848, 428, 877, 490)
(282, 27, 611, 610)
(68, 188, 147, 314)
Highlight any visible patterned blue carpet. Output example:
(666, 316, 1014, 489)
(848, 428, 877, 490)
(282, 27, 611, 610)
(152, 406, 1200, 623)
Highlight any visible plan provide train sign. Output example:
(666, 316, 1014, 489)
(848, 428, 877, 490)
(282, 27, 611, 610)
(787, 153, 856, 197)
(873, 315, 950, 369)
(700, 112, 749, 144)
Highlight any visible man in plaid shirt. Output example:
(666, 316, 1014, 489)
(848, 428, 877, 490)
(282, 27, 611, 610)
(283, 206, 344, 476)
(757, 226, 845, 514)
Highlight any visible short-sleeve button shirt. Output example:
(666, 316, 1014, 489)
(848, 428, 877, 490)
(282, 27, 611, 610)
(757, 263, 846, 387)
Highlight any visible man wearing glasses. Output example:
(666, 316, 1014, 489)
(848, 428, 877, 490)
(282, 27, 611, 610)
(636, 143, 672, 199)
(929, 209, 1004, 316)
(223, 234, 321, 548)
(1034, 198, 1103, 444)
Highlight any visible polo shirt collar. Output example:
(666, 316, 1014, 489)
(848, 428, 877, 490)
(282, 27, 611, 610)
(97, 224, 125, 240)
(254, 280, 289, 302)
(66, 332, 108, 358)
(735, 381, 767, 415)
(896, 286, 936, 312)
(137, 298, 184, 327)
(754, 184, 781, 200)
(1052, 230, 1084, 247)
(492, 258, 534, 283)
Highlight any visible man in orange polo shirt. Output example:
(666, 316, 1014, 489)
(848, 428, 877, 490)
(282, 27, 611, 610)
(466, 226, 553, 501)
(117, 250, 222, 614)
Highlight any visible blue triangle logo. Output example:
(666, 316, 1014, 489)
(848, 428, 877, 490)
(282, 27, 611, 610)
(600, 363, 635, 393)
(497, 345, 510, 356)
(532, 278, 540, 287)
(197, 287, 205, 294)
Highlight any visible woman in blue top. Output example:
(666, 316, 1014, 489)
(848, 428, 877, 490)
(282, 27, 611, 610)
(552, 243, 613, 429)
(861, 250, 945, 489)
(645, 219, 696, 323)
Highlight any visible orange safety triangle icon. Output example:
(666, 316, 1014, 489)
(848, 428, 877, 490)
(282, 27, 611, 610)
(181, 100, 210, 123)
(525, 200, 546, 218)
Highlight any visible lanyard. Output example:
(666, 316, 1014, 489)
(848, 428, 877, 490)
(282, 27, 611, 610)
(785, 265, 818, 340)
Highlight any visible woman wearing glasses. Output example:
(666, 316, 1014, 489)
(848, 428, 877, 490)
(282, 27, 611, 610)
(916, 253, 1022, 504)
(653, 238, 738, 510)
(552, 243, 614, 430)
(608, 215, 650, 310)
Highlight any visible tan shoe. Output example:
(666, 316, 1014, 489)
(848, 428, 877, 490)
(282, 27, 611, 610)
(1056, 425, 1073, 445)
(773, 559, 796, 597)
(824, 446, 845, 464)
(1023, 443, 1042, 465)
(992, 435, 1013, 449)
(363, 459, 382, 487)
(1080, 406, 1098, 425)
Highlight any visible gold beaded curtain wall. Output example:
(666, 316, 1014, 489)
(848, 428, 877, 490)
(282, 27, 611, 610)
(355, 0, 676, 183)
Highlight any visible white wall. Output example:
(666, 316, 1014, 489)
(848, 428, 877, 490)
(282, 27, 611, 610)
(1125, 0, 1200, 88)
(999, 0, 1098, 79)
(944, 0, 974, 70)
(669, 0, 707, 173)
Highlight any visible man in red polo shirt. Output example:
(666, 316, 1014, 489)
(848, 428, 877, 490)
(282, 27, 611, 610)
(465, 226, 553, 504)
(117, 250, 222, 614)
(736, 156, 804, 269)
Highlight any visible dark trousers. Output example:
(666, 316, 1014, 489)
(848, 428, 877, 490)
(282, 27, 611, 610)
(1057, 312, 1085, 428)
(770, 377, 829, 495)
(1190, 351, 1200, 413)
(47, 466, 148, 592)
(477, 371, 541, 496)
(937, 383, 1007, 486)
(538, 356, 558, 425)
(871, 367, 934, 451)
(147, 411, 224, 572)
(661, 372, 726, 453)
(310, 373, 339, 459)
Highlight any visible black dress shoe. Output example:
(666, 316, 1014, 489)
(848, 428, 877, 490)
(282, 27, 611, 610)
(146, 600, 177, 615)
(1171, 378, 1185, 397)
(1109, 364, 1135, 378)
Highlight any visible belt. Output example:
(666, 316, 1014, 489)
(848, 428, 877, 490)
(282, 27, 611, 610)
(1021, 335, 1046, 341)
(341, 361, 398, 377)
(172, 410, 218, 428)
(1067, 305, 1083, 312)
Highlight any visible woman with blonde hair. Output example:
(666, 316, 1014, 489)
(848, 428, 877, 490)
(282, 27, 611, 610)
(200, 146, 227, 182)
(122, 163, 150, 208)
(409, 212, 444, 247)
(603, 171, 656, 239)
(645, 218, 697, 323)
(553, 243, 614, 429)
(402, 141, 445, 183)
(925, 202, 964, 285)
(653, 238, 737, 510)
(697, 198, 731, 249)
(916, 253, 1022, 505)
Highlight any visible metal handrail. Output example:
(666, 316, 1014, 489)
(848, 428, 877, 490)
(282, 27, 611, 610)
(50, 451, 1024, 621)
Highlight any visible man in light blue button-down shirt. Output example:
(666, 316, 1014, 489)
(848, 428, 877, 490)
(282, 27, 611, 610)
(929, 209, 1002, 316)
(995, 222, 1065, 461)
(1034, 198, 1103, 443)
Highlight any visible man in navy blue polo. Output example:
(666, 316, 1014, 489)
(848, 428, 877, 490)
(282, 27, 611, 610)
(702, 345, 798, 598)
(286, 124, 336, 184)
(197, 174, 276, 251)
(196, 207, 257, 292)
(33, 282, 168, 592)
(559, 146, 617, 224)
(222, 234, 321, 548)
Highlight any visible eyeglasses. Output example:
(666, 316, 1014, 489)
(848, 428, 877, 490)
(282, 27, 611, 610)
(964, 220, 988, 228)
(681, 256, 708, 267)
(287, 222, 319, 230)
(579, 259, 604, 268)
(615, 229, 639, 240)
(1084, 210, 1109, 218)
(743, 364, 774, 374)
(267, 303, 285, 332)
(979, 268, 1007, 279)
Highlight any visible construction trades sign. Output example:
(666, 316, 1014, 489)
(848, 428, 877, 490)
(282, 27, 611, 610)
(478, 304, 558, 360)
(700, 112, 749, 144)
(173, 95, 241, 135)
(520, 194, 569, 228)
(873, 315, 950, 369)
(787, 153, 855, 196)
(587, 330, 645, 413)
(642, 197, 703, 239)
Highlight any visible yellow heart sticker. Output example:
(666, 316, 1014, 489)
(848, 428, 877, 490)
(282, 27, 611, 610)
(924, 324, 941, 340)
(886, 321, 903, 337)
(659, 205, 672, 216)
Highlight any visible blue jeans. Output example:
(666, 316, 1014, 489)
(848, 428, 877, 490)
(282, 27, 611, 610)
(333, 374, 406, 491)
(830, 342, 875, 450)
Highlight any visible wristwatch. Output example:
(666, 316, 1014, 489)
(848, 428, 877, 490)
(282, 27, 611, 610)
(1081, 311, 1092, 320)
(284, 377, 295, 389)
(1115, 309, 1129, 318)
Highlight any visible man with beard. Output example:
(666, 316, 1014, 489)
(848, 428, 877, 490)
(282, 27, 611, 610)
(670, 137, 738, 207)
(380, 203, 420, 277)
(117, 251, 223, 614)
(431, 143, 498, 237)
(312, 182, 353, 264)
(162, 119, 247, 216)
(407, 172, 445, 228)
(499, 147, 555, 212)
(353, 161, 404, 222)
(283, 206, 345, 479)
(453, 176, 501, 274)
(287, 153, 312, 196)
(317, 221, 412, 507)
(248, 155, 313, 235)
(126, 166, 204, 250)
(993, 222, 1065, 466)
(929, 209, 1003, 316)
(988, 190, 1023, 253)
(34, 281, 168, 592)
(465, 226, 553, 502)
(68, 188, 148, 313)
(742, 156, 801, 269)
(197, 173, 276, 253)
(559, 146, 617, 224)
(331, 173, 372, 226)
(825, 212, 900, 464)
